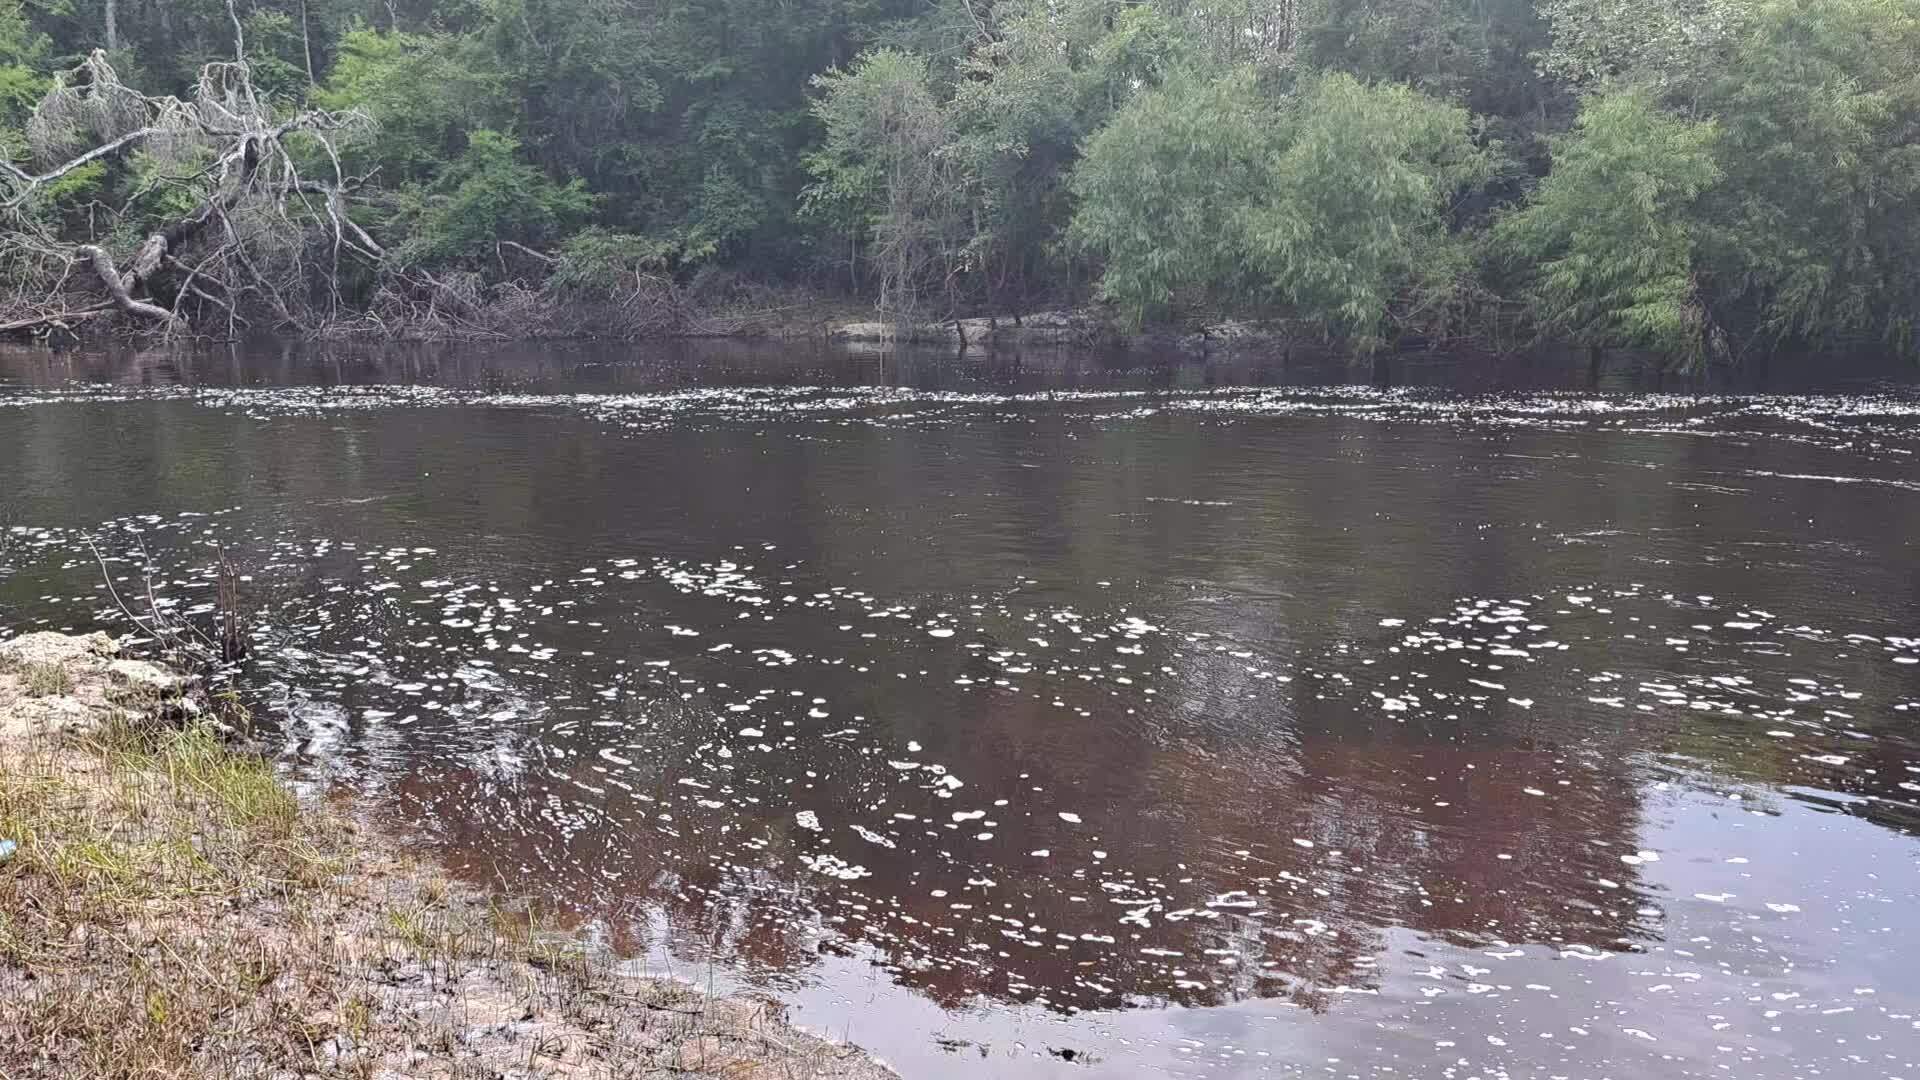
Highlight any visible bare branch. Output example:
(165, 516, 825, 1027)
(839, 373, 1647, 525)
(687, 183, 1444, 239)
(76, 245, 183, 326)
(2, 50, 382, 338)
(226, 0, 246, 63)
(0, 303, 115, 334)
(498, 240, 556, 264)
(0, 126, 171, 209)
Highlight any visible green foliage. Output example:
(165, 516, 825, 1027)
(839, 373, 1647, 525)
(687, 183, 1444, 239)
(0, 0, 47, 123)
(30, 157, 100, 212)
(402, 130, 593, 266)
(548, 227, 677, 293)
(804, 48, 967, 319)
(1153, 0, 1307, 68)
(119, 148, 216, 228)
(1066, 66, 1274, 324)
(948, 0, 1192, 303)
(1300, 0, 1564, 147)
(239, 9, 313, 101)
(1517, 0, 1920, 361)
(1536, 0, 1756, 86)
(1494, 91, 1721, 360)
(0, 0, 1914, 365)
(1243, 73, 1494, 345)
(1072, 69, 1492, 341)
(315, 29, 509, 185)
(1697, 0, 1920, 353)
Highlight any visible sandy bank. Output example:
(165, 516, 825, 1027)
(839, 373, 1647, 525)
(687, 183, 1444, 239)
(0, 631, 898, 1080)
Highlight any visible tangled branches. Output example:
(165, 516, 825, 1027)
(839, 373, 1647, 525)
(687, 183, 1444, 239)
(1, 50, 380, 339)
(85, 534, 250, 672)
(319, 254, 701, 341)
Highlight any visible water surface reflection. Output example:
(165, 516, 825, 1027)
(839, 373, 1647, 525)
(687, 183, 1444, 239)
(1, 345, 1917, 1078)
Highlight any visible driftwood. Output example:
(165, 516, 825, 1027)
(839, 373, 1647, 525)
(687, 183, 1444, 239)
(0, 303, 114, 334)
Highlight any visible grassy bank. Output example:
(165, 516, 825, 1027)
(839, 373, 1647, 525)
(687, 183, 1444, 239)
(0, 633, 895, 1080)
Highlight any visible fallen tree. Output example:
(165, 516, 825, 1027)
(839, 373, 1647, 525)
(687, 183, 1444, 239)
(0, 40, 380, 340)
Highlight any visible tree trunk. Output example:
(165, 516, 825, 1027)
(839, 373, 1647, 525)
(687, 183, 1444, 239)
(77, 246, 182, 327)
(104, 0, 118, 51)
(300, 0, 315, 85)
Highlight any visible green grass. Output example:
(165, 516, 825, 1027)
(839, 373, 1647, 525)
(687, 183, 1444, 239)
(0, 679, 892, 1080)
(20, 661, 74, 698)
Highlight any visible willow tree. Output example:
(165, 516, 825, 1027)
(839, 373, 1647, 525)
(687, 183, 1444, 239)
(1065, 66, 1273, 325)
(1070, 69, 1492, 345)
(0, 45, 379, 336)
(1492, 91, 1722, 366)
(1696, 0, 1920, 355)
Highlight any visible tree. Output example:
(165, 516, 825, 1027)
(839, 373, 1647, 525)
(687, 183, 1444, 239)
(1535, 0, 1757, 86)
(0, 0, 44, 123)
(1071, 68, 1492, 344)
(1, 49, 380, 334)
(803, 49, 969, 330)
(950, 0, 1190, 310)
(1156, 0, 1306, 69)
(1493, 91, 1721, 364)
(0, 0, 1906, 363)
(1696, 0, 1920, 354)
(397, 129, 592, 266)
(315, 26, 518, 194)
(1241, 72, 1493, 347)
(1066, 66, 1275, 324)
(1299, 0, 1563, 126)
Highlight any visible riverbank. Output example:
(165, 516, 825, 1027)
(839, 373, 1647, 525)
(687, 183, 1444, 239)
(0, 632, 897, 1080)
(9, 283, 1502, 366)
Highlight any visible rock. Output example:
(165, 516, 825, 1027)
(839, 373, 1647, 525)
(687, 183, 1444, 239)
(833, 309, 1101, 349)
(108, 658, 186, 698)
(0, 839, 16, 863)
(956, 310, 1093, 347)
(0, 692, 99, 740)
(830, 321, 958, 344)
(1, 631, 196, 742)
(0, 631, 116, 668)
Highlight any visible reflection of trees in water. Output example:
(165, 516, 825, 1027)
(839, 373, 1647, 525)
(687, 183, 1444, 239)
(8, 382, 1915, 1022)
(274, 562, 1919, 1020)
(384, 645, 1661, 1016)
(354, 512, 1679, 1016)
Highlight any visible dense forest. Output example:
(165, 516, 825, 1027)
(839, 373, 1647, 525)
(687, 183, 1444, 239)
(0, 0, 1916, 366)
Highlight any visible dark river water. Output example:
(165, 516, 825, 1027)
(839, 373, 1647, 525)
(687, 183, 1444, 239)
(3, 342, 1919, 1078)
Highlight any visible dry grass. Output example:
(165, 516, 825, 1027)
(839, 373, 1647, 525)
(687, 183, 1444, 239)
(0, 663, 895, 1079)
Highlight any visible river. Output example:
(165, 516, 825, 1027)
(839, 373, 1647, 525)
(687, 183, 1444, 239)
(2, 342, 1918, 1078)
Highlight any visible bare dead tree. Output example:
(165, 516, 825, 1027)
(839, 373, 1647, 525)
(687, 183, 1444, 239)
(0, 49, 381, 338)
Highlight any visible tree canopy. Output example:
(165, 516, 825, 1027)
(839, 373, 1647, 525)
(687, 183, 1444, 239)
(0, 0, 1917, 365)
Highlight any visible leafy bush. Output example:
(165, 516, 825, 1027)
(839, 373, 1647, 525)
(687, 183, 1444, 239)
(399, 130, 594, 267)
(1071, 69, 1493, 343)
(1493, 91, 1721, 363)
